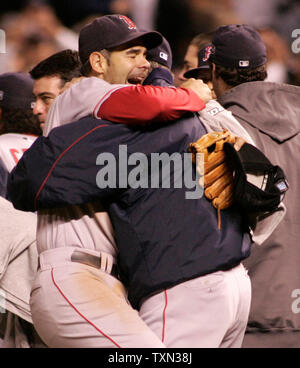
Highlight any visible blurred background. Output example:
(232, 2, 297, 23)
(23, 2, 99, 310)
(0, 0, 299, 85)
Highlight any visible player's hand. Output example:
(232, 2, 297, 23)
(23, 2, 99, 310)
(233, 137, 247, 151)
(59, 77, 86, 95)
(181, 78, 213, 104)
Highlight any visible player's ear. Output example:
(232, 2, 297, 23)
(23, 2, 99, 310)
(89, 52, 108, 76)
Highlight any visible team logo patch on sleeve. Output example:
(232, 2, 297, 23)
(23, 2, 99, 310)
(207, 106, 224, 116)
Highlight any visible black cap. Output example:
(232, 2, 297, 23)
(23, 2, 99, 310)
(183, 44, 213, 79)
(79, 14, 163, 65)
(0, 72, 35, 110)
(147, 36, 173, 69)
(210, 24, 267, 69)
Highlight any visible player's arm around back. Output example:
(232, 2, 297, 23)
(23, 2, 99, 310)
(96, 79, 211, 125)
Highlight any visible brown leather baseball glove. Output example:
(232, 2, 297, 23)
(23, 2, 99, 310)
(188, 130, 244, 228)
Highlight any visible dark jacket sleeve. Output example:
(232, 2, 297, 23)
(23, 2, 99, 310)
(7, 118, 120, 212)
(7, 113, 206, 212)
(7, 136, 53, 211)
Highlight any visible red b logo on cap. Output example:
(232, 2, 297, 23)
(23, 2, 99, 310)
(119, 16, 137, 30)
(203, 45, 213, 62)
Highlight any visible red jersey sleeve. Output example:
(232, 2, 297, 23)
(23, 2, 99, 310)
(95, 84, 206, 126)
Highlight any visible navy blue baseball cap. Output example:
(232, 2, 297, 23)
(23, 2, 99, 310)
(147, 36, 173, 69)
(184, 44, 213, 78)
(0, 72, 35, 110)
(79, 14, 163, 65)
(210, 24, 267, 69)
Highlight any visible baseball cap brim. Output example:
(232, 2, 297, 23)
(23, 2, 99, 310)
(184, 65, 210, 79)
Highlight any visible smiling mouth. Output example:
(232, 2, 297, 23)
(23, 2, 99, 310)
(127, 75, 147, 84)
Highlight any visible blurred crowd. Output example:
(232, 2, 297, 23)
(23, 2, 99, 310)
(0, 0, 299, 85)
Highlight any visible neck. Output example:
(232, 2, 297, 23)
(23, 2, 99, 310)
(214, 77, 232, 99)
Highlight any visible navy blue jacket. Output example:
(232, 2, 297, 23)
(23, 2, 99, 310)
(8, 114, 251, 309)
(143, 67, 174, 87)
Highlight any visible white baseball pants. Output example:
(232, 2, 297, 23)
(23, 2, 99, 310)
(30, 247, 165, 348)
(139, 263, 251, 348)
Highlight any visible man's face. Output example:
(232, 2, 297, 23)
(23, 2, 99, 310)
(177, 44, 199, 82)
(102, 43, 151, 85)
(33, 76, 62, 128)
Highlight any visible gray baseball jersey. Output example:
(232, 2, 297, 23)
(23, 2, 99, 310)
(43, 77, 128, 136)
(0, 133, 36, 172)
(37, 77, 123, 256)
(32, 77, 165, 348)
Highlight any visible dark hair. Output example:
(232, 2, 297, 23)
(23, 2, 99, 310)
(0, 107, 42, 136)
(213, 63, 268, 87)
(29, 49, 82, 86)
(80, 60, 92, 77)
(149, 60, 167, 70)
